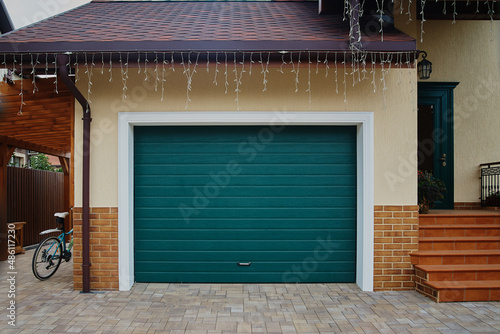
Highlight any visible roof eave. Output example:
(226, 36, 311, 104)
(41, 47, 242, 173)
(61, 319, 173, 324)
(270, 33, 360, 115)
(0, 40, 417, 54)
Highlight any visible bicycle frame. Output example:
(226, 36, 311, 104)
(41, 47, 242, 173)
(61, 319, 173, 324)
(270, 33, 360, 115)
(39, 228, 74, 257)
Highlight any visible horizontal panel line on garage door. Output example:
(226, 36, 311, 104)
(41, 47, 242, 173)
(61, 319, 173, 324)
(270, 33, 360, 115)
(135, 160, 356, 166)
(135, 241, 355, 251)
(135, 250, 355, 260)
(134, 220, 354, 229)
(135, 166, 355, 175)
(135, 273, 355, 283)
(135, 177, 356, 186)
(135, 263, 355, 272)
(135, 187, 356, 197)
(135, 198, 355, 208)
(135, 230, 355, 240)
(135, 209, 356, 219)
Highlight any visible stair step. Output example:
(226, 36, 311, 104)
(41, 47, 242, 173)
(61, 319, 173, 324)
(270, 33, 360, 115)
(410, 250, 500, 265)
(419, 224, 500, 238)
(415, 264, 500, 281)
(424, 280, 500, 302)
(418, 236, 500, 251)
(419, 213, 500, 226)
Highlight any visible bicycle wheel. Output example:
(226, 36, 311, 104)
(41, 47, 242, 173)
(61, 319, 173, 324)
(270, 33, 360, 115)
(32, 237, 63, 280)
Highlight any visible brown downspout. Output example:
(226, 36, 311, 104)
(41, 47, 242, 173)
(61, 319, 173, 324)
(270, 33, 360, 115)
(57, 54, 91, 293)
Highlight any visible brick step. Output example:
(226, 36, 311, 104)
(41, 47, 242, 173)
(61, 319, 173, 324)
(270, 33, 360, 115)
(410, 250, 500, 265)
(415, 264, 500, 281)
(419, 280, 500, 302)
(419, 224, 500, 238)
(418, 236, 500, 251)
(419, 213, 500, 226)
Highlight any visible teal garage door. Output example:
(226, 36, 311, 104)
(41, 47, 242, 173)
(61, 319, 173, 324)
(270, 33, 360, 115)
(134, 126, 356, 283)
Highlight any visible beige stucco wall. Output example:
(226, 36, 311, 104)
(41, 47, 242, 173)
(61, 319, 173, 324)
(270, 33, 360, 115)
(418, 20, 500, 202)
(73, 62, 418, 207)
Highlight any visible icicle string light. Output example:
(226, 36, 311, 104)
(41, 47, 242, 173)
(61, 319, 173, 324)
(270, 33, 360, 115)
(181, 52, 200, 109)
(334, 52, 339, 94)
(161, 52, 167, 102)
(144, 52, 148, 80)
(452, 0, 457, 23)
(377, 0, 385, 41)
(260, 52, 270, 92)
(84, 53, 95, 106)
(316, 51, 320, 75)
(420, 0, 426, 42)
(249, 52, 254, 75)
(53, 54, 58, 94)
(279, 53, 286, 74)
(18, 55, 25, 115)
(324, 51, 330, 78)
(31, 53, 40, 94)
(342, 52, 347, 104)
(137, 51, 141, 74)
(307, 51, 312, 110)
(224, 52, 229, 94)
(213, 52, 219, 85)
(154, 52, 159, 92)
(109, 53, 113, 82)
(371, 52, 377, 93)
(119, 52, 127, 100)
(407, 0, 413, 22)
(4, 50, 422, 113)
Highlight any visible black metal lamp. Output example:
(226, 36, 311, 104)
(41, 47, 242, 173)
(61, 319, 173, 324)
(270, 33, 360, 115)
(417, 51, 432, 80)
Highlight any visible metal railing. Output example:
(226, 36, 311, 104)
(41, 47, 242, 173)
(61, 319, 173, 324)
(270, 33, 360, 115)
(480, 162, 500, 207)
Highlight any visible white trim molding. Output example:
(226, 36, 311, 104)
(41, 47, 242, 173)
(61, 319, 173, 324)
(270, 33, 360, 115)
(118, 111, 374, 291)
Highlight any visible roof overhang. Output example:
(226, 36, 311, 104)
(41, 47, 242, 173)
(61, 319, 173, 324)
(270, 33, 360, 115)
(0, 1, 416, 55)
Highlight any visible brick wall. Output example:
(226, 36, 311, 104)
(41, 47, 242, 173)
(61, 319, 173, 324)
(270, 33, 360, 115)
(373, 205, 419, 291)
(455, 202, 499, 211)
(72, 205, 419, 291)
(73, 207, 118, 290)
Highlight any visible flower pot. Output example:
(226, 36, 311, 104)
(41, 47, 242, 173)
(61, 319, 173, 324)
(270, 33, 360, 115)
(485, 196, 500, 207)
(419, 202, 430, 214)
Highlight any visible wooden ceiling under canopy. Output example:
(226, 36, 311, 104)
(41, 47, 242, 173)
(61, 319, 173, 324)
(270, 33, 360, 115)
(0, 78, 73, 158)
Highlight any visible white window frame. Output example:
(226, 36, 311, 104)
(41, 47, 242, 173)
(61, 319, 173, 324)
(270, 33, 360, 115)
(118, 111, 374, 291)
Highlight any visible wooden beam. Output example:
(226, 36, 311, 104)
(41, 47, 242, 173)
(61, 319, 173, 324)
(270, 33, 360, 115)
(0, 135, 70, 158)
(59, 156, 72, 240)
(0, 142, 15, 261)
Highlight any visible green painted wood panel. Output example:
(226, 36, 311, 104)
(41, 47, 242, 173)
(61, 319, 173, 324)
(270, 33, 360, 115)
(134, 126, 357, 283)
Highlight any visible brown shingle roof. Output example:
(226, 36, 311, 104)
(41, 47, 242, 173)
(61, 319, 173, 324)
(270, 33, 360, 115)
(0, 1, 415, 53)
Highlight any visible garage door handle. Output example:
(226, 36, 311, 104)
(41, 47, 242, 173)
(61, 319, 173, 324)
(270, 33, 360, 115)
(238, 262, 251, 266)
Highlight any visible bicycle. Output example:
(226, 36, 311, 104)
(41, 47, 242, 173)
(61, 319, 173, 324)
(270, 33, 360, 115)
(32, 212, 73, 280)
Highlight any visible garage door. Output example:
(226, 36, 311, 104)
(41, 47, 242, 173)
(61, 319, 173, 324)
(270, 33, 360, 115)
(134, 125, 356, 283)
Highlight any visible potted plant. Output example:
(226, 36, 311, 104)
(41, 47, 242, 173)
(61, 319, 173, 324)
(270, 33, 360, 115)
(418, 170, 446, 214)
(485, 190, 500, 207)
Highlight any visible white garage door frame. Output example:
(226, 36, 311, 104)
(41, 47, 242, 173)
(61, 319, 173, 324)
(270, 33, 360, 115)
(117, 111, 374, 291)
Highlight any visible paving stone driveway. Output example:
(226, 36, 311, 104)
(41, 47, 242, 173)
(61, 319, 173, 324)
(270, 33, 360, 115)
(0, 249, 499, 334)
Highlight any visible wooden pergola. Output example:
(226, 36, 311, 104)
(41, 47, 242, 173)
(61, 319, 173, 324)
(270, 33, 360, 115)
(0, 77, 73, 260)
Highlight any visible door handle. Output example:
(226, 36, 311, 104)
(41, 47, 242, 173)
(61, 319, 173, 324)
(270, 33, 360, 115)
(440, 154, 446, 166)
(238, 262, 251, 266)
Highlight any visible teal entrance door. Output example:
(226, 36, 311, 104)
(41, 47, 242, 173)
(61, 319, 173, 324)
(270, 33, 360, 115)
(418, 82, 458, 209)
(134, 126, 357, 283)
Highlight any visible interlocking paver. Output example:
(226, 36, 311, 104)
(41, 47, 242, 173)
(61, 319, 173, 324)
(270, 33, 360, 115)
(1, 250, 500, 333)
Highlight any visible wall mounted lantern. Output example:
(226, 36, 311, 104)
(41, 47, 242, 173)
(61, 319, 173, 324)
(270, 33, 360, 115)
(417, 51, 432, 80)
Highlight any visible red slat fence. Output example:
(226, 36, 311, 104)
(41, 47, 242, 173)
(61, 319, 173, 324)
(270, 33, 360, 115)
(7, 166, 64, 247)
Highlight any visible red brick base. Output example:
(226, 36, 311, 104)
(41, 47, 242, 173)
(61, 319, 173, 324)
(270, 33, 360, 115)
(72, 205, 419, 291)
(73, 207, 118, 290)
(373, 205, 419, 291)
(454, 202, 499, 211)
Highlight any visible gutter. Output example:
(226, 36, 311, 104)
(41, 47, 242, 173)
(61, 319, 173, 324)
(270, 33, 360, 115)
(57, 54, 91, 293)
